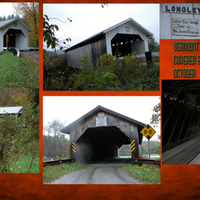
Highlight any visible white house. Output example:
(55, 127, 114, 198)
(0, 16, 33, 52)
(160, 4, 200, 39)
(65, 18, 153, 68)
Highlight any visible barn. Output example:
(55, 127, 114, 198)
(60, 105, 145, 165)
(65, 18, 153, 68)
(0, 16, 33, 52)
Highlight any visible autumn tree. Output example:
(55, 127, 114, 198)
(0, 88, 39, 107)
(13, 3, 39, 47)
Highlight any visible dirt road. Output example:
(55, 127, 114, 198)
(20, 51, 39, 63)
(45, 163, 143, 184)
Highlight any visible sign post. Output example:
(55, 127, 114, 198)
(140, 124, 156, 159)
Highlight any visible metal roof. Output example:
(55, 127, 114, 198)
(0, 16, 33, 32)
(0, 106, 23, 115)
(60, 105, 146, 134)
(65, 18, 153, 52)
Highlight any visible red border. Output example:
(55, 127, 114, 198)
(0, 1, 200, 199)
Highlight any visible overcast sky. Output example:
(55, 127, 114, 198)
(43, 96, 160, 141)
(43, 4, 159, 50)
(0, 3, 15, 17)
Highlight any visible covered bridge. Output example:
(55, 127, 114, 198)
(0, 106, 23, 118)
(65, 18, 153, 68)
(0, 16, 32, 52)
(60, 105, 145, 165)
(162, 80, 200, 164)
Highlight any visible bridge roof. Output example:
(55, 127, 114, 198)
(0, 106, 23, 115)
(61, 105, 145, 135)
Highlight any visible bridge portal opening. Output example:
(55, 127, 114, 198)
(118, 144, 132, 158)
(3, 29, 25, 49)
(111, 33, 144, 57)
(75, 126, 131, 164)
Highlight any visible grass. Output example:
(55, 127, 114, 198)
(43, 162, 86, 183)
(0, 51, 39, 88)
(123, 164, 160, 184)
(9, 155, 39, 173)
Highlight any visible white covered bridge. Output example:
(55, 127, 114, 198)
(0, 17, 32, 52)
(65, 18, 153, 68)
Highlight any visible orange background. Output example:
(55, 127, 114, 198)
(1, 1, 200, 199)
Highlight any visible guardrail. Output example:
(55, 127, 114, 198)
(43, 158, 75, 167)
(131, 157, 160, 166)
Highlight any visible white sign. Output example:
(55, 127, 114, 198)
(96, 117, 107, 126)
(163, 4, 200, 14)
(172, 18, 199, 36)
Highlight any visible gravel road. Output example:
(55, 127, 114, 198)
(20, 51, 39, 63)
(45, 163, 143, 184)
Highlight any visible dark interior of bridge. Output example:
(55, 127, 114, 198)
(76, 126, 131, 164)
(4, 29, 24, 48)
(162, 80, 200, 152)
(111, 34, 142, 57)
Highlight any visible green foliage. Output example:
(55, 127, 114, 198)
(9, 155, 39, 173)
(123, 164, 160, 184)
(0, 103, 39, 173)
(43, 120, 70, 160)
(0, 51, 38, 88)
(43, 15, 71, 50)
(119, 145, 131, 157)
(43, 162, 85, 183)
(44, 53, 159, 91)
(148, 36, 159, 52)
(43, 50, 76, 90)
(150, 101, 160, 128)
(140, 141, 160, 156)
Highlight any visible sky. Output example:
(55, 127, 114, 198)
(43, 96, 160, 141)
(43, 4, 159, 50)
(0, 3, 15, 17)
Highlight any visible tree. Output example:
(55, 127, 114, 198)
(148, 36, 159, 52)
(43, 15, 72, 51)
(0, 102, 39, 173)
(0, 88, 39, 107)
(150, 101, 160, 128)
(13, 3, 39, 47)
(43, 120, 70, 160)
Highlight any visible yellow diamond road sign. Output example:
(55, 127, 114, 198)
(140, 124, 156, 140)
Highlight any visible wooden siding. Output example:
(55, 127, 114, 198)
(65, 38, 106, 68)
(70, 112, 140, 143)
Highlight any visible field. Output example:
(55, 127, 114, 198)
(0, 51, 39, 88)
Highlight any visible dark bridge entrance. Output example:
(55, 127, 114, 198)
(61, 105, 145, 165)
(3, 29, 25, 48)
(76, 126, 131, 164)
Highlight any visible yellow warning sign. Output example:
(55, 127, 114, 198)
(72, 142, 76, 153)
(140, 124, 156, 140)
(6, 35, 9, 43)
(131, 140, 136, 152)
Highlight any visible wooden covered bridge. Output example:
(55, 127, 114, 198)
(162, 80, 200, 164)
(60, 105, 145, 165)
(65, 18, 153, 68)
